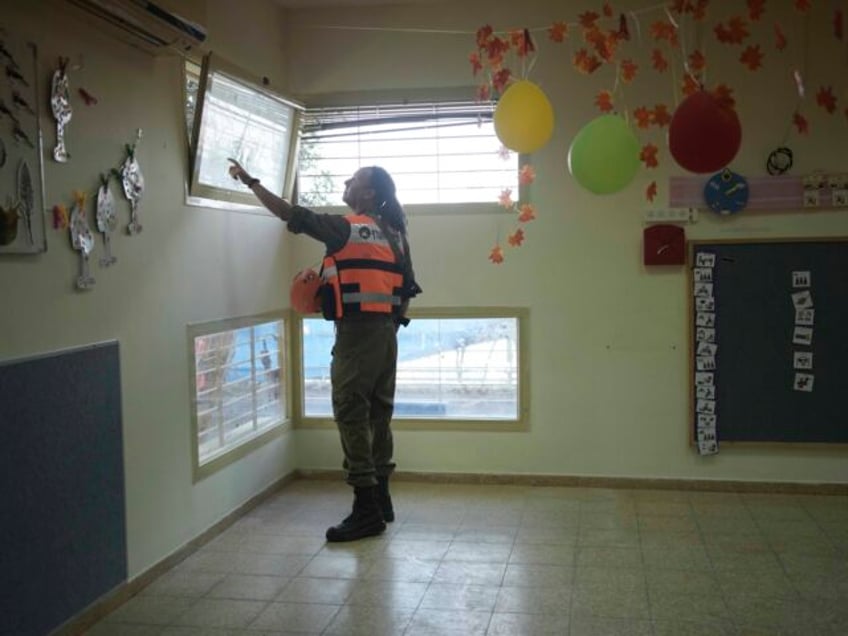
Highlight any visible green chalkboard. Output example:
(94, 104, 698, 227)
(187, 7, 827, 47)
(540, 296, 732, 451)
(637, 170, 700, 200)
(689, 239, 848, 445)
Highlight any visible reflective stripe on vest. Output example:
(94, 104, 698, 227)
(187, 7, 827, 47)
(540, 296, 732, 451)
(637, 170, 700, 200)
(321, 214, 404, 319)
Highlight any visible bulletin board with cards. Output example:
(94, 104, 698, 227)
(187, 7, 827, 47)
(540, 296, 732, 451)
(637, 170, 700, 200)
(688, 239, 848, 453)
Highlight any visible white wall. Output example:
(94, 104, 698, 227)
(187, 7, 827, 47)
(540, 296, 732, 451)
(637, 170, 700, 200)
(286, 0, 848, 484)
(0, 0, 298, 578)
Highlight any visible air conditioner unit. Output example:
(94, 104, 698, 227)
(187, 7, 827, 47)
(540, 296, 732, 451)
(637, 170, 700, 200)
(65, 0, 207, 55)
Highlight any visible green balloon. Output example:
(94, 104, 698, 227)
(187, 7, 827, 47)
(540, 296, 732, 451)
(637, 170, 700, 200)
(568, 114, 640, 194)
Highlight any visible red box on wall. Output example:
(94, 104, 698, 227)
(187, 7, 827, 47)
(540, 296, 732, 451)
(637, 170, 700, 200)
(643, 224, 685, 265)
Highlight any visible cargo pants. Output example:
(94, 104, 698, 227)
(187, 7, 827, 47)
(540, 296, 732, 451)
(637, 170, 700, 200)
(331, 314, 398, 487)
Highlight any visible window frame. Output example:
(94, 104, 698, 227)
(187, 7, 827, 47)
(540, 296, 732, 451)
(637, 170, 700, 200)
(186, 53, 303, 209)
(187, 310, 293, 482)
(294, 88, 524, 215)
(292, 307, 530, 432)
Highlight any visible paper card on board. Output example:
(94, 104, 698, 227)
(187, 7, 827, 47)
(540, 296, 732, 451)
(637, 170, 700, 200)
(695, 372, 714, 386)
(793, 373, 814, 392)
(792, 326, 813, 346)
(792, 271, 811, 288)
(795, 308, 814, 326)
(696, 342, 718, 356)
(793, 351, 813, 370)
(791, 290, 814, 310)
(696, 253, 716, 268)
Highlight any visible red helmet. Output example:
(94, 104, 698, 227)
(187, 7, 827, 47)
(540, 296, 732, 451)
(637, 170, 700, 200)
(290, 268, 322, 314)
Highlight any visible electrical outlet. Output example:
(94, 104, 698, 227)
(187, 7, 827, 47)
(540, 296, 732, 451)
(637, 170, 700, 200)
(644, 208, 697, 223)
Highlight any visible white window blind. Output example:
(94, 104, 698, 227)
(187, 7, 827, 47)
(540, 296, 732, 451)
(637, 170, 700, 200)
(298, 101, 518, 207)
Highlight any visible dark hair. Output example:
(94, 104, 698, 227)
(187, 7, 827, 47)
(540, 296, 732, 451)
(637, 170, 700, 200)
(366, 166, 406, 233)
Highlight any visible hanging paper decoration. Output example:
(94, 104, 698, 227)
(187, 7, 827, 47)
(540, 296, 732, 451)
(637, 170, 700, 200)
(120, 129, 145, 235)
(488, 244, 504, 264)
(640, 143, 660, 169)
(568, 114, 641, 194)
(493, 80, 555, 153)
(816, 86, 837, 114)
(507, 228, 525, 247)
(16, 159, 34, 245)
(792, 111, 809, 134)
(646, 181, 658, 202)
(518, 204, 536, 223)
(748, 0, 765, 21)
(50, 57, 72, 163)
(714, 16, 751, 45)
(52, 204, 69, 230)
(669, 91, 742, 173)
(740, 45, 764, 70)
(96, 174, 117, 266)
(0, 199, 19, 246)
(69, 191, 95, 290)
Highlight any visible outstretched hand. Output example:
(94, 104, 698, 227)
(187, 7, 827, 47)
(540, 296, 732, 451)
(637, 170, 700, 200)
(228, 158, 249, 183)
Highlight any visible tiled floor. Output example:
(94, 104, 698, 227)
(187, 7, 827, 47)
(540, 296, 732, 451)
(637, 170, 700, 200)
(87, 479, 848, 635)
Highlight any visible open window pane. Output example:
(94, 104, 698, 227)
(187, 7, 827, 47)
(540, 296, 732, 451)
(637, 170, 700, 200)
(187, 54, 302, 206)
(301, 315, 521, 421)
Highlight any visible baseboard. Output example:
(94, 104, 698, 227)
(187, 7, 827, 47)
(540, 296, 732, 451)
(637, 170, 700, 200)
(51, 470, 299, 636)
(295, 468, 848, 495)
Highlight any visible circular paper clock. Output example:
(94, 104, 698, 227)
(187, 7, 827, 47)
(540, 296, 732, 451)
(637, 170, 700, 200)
(703, 169, 749, 215)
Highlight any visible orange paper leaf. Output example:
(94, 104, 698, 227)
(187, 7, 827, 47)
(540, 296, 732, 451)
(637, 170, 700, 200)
(652, 104, 672, 127)
(469, 52, 482, 75)
(548, 21, 568, 43)
(651, 48, 669, 72)
(518, 204, 536, 223)
(476, 25, 493, 48)
(620, 59, 638, 82)
(492, 68, 512, 94)
(795, 0, 811, 14)
(688, 50, 706, 73)
(640, 143, 659, 168)
(646, 181, 658, 202)
(498, 188, 514, 208)
(816, 86, 837, 114)
(715, 16, 750, 44)
(475, 83, 491, 102)
(574, 49, 602, 74)
(595, 90, 615, 113)
(712, 84, 736, 110)
(793, 111, 809, 134)
(507, 228, 525, 247)
(748, 0, 765, 21)
(634, 106, 652, 129)
(740, 44, 763, 70)
(602, 2, 614, 18)
(682, 75, 701, 96)
(650, 21, 679, 46)
(519, 164, 536, 186)
(775, 23, 787, 50)
(579, 11, 600, 29)
(489, 244, 504, 264)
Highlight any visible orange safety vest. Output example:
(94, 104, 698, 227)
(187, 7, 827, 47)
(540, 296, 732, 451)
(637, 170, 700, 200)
(320, 214, 405, 320)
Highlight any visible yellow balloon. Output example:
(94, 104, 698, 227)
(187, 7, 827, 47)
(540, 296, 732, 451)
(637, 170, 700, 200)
(494, 80, 555, 154)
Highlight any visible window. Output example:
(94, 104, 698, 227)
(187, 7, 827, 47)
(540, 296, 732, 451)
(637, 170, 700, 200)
(298, 101, 519, 207)
(296, 309, 528, 431)
(185, 54, 302, 208)
(188, 314, 289, 480)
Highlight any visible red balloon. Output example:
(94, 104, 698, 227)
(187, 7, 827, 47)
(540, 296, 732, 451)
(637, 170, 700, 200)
(669, 91, 742, 173)
(290, 268, 322, 314)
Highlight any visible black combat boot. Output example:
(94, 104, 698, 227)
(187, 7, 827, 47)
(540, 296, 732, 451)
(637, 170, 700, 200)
(376, 475, 394, 523)
(325, 486, 386, 542)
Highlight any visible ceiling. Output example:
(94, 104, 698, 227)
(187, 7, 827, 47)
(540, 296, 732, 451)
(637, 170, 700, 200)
(273, 0, 447, 6)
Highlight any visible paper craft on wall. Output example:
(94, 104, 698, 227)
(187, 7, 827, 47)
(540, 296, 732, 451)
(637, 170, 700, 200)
(0, 34, 46, 255)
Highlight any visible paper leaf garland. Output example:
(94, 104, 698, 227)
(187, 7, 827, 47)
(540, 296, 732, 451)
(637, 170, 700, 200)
(793, 111, 809, 134)
(489, 244, 504, 264)
(816, 86, 837, 114)
(508, 228, 525, 247)
(595, 90, 614, 113)
(646, 181, 658, 202)
(748, 0, 765, 21)
(740, 45, 764, 70)
(640, 143, 659, 168)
